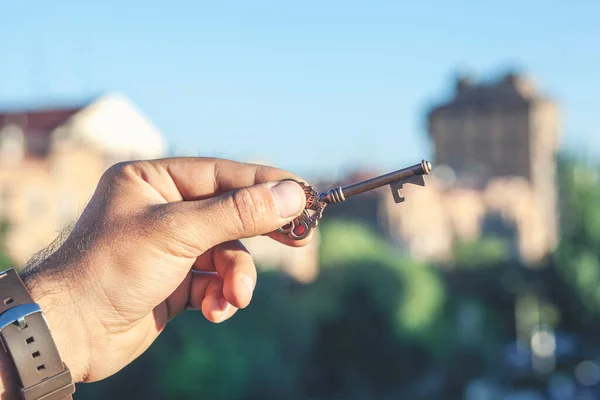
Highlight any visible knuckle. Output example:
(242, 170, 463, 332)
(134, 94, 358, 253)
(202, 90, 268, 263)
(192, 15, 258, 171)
(229, 188, 264, 234)
(102, 161, 139, 183)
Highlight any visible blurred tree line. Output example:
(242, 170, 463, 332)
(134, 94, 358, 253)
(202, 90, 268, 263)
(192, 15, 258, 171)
(2, 155, 600, 399)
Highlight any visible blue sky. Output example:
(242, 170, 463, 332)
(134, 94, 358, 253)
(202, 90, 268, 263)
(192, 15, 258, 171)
(1, 1, 599, 179)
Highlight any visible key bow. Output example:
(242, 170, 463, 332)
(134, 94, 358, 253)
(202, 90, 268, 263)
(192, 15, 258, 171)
(277, 181, 327, 240)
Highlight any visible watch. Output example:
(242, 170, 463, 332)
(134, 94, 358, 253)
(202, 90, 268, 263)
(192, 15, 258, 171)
(0, 268, 75, 399)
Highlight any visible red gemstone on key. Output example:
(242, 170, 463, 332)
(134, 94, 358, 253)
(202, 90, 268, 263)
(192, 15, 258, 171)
(293, 225, 306, 236)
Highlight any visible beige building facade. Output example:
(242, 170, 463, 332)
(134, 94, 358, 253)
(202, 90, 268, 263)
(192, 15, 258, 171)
(381, 71, 561, 265)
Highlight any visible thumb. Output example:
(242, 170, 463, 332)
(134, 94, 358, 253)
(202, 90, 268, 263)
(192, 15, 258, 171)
(188, 180, 306, 249)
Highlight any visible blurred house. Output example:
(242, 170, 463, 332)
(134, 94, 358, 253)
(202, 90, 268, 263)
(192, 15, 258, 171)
(0, 94, 166, 265)
(382, 71, 560, 265)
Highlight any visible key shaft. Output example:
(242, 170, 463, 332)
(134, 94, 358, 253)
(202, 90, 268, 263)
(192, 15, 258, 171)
(319, 160, 432, 204)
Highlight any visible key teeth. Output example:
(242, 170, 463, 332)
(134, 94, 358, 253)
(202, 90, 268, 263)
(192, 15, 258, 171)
(390, 174, 426, 203)
(390, 181, 405, 203)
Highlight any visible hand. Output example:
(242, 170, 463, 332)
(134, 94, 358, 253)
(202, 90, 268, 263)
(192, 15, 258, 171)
(18, 158, 310, 384)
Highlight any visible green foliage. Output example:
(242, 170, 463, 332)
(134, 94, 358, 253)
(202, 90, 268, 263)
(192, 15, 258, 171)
(318, 218, 448, 347)
(452, 237, 512, 269)
(556, 248, 600, 314)
(152, 272, 318, 399)
(554, 157, 600, 315)
(395, 259, 446, 335)
(317, 219, 393, 267)
(0, 251, 11, 270)
(303, 261, 434, 399)
(558, 157, 600, 246)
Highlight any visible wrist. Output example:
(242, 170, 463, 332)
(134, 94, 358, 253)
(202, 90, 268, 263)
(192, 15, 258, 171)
(20, 267, 90, 383)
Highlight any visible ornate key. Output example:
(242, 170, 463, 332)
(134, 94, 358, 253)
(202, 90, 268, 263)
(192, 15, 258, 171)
(278, 160, 432, 240)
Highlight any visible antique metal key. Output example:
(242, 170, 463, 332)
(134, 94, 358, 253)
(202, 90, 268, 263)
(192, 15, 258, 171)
(278, 160, 432, 240)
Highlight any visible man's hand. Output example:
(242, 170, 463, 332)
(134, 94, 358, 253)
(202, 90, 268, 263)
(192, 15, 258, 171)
(18, 158, 310, 384)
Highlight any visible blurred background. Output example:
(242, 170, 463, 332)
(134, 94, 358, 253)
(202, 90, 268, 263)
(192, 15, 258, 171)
(1, 1, 600, 399)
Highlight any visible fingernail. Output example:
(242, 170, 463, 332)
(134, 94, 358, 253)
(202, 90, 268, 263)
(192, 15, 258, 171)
(271, 181, 304, 218)
(242, 275, 255, 293)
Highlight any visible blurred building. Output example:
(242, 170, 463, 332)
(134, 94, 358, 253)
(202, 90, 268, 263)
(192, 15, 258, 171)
(0, 94, 166, 265)
(382, 71, 560, 265)
(429, 71, 560, 247)
(429, 72, 559, 184)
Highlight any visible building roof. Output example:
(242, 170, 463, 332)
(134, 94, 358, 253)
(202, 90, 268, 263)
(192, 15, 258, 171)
(1, 107, 80, 129)
(0, 102, 89, 157)
(0, 94, 166, 160)
(426, 71, 553, 120)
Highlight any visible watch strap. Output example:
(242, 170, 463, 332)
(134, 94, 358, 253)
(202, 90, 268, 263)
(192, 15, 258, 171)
(0, 269, 75, 400)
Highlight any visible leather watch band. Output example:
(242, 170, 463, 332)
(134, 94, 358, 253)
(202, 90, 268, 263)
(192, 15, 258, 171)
(0, 268, 75, 400)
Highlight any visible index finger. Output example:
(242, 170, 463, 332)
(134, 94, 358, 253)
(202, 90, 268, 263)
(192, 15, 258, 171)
(151, 157, 304, 200)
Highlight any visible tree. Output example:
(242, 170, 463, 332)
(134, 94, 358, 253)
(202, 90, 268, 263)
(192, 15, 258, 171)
(553, 156, 600, 319)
